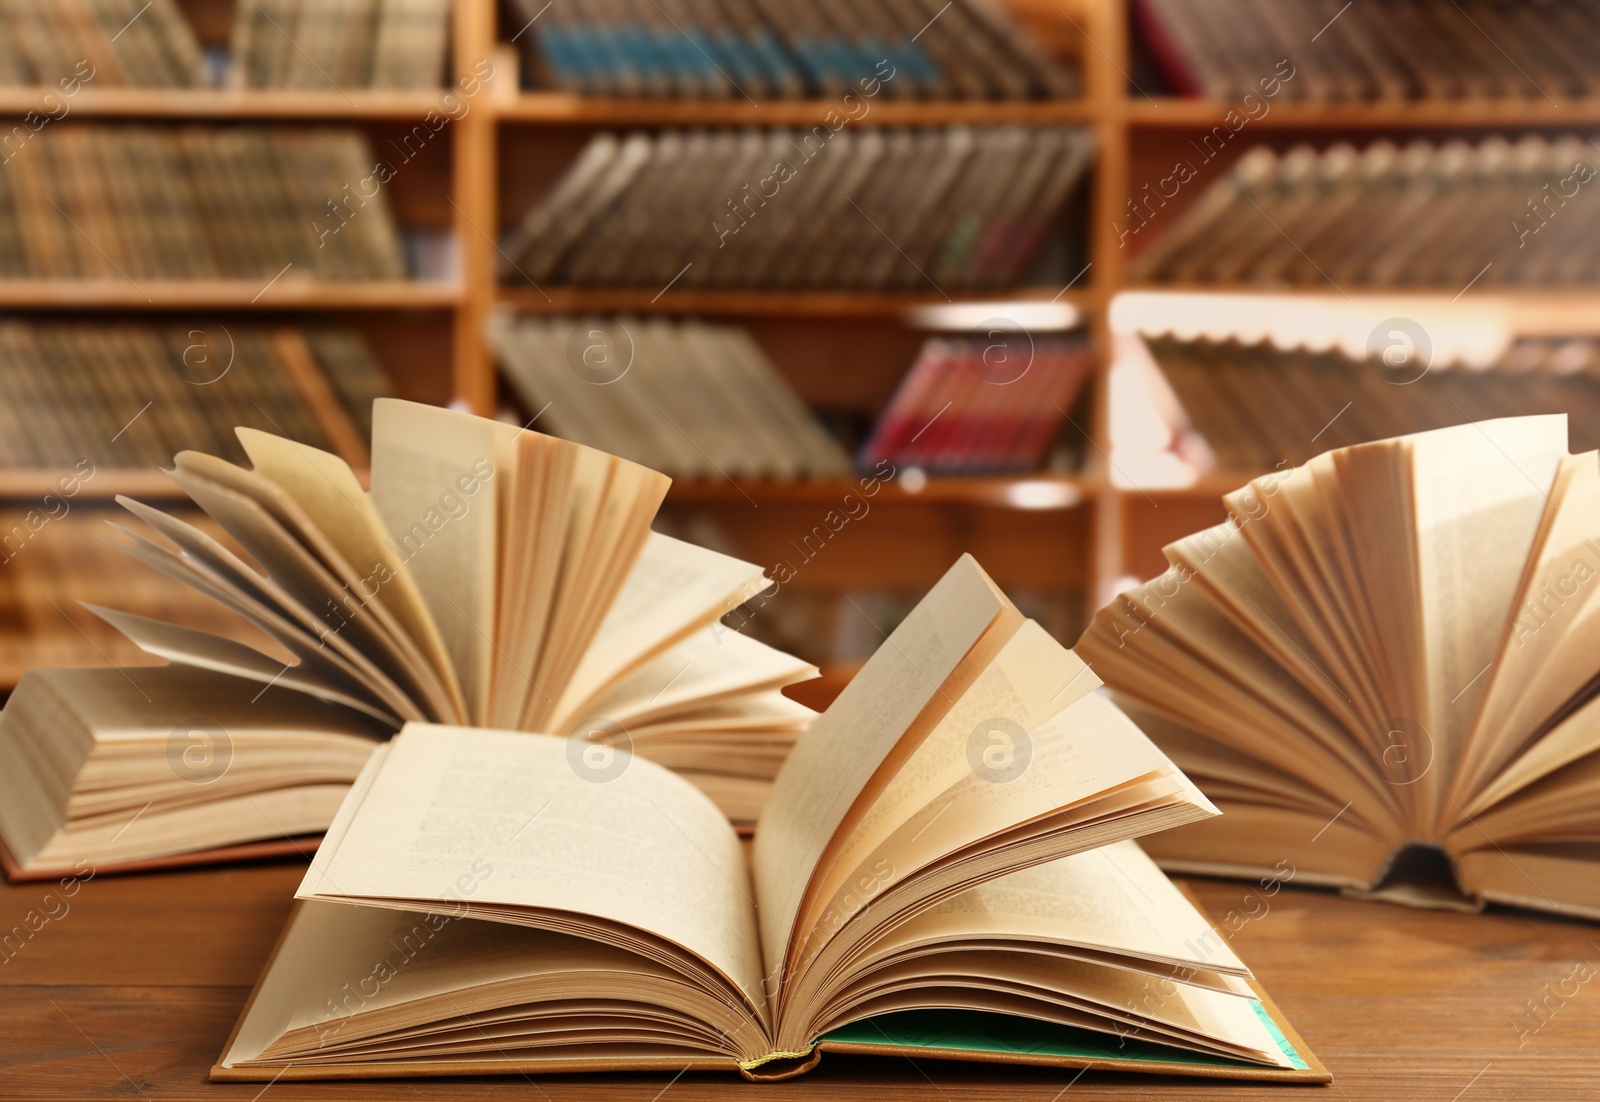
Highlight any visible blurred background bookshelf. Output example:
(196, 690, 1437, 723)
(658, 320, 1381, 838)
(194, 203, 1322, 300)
(1, 0, 1598, 693)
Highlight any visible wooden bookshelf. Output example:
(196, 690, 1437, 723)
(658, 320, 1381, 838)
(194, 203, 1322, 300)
(0, 280, 461, 310)
(1124, 97, 1600, 130)
(0, 88, 449, 120)
(1, 0, 1597, 684)
(499, 91, 1100, 126)
(499, 287, 1097, 318)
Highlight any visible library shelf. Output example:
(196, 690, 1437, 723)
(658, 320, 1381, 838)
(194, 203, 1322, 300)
(498, 287, 1098, 318)
(497, 92, 1099, 127)
(0, 281, 462, 311)
(1124, 97, 1600, 130)
(0, 88, 449, 121)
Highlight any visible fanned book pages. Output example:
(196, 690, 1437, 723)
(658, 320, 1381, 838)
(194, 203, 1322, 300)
(215, 555, 1326, 1084)
(0, 400, 819, 880)
(1077, 416, 1600, 920)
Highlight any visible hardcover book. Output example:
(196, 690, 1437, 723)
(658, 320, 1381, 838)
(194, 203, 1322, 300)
(1078, 416, 1600, 919)
(214, 555, 1326, 1084)
(0, 400, 818, 879)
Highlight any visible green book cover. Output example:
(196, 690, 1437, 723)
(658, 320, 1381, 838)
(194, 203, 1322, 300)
(820, 1004, 1310, 1071)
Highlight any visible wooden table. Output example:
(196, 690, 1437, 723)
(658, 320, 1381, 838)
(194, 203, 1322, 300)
(3, 860, 1597, 1100)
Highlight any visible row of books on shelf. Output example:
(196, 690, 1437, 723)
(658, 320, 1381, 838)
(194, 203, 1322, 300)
(496, 316, 1090, 476)
(860, 333, 1092, 473)
(513, 0, 1076, 100)
(1135, 0, 1600, 103)
(0, 322, 387, 468)
(493, 314, 852, 479)
(0, 397, 1327, 1085)
(0, 0, 450, 90)
(1143, 332, 1600, 473)
(0, 313, 1090, 481)
(1133, 137, 1600, 288)
(0, 127, 407, 281)
(504, 125, 1092, 291)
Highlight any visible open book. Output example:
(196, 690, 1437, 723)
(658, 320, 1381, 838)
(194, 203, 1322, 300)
(1078, 416, 1600, 920)
(0, 400, 817, 879)
(215, 556, 1325, 1083)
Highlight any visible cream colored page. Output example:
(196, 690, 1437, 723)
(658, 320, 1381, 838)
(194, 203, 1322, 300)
(1462, 455, 1600, 800)
(81, 604, 398, 726)
(1470, 694, 1600, 815)
(225, 901, 695, 1063)
(800, 692, 1204, 964)
(753, 554, 1005, 977)
(296, 725, 766, 1011)
(882, 840, 1250, 976)
(586, 625, 816, 727)
(237, 428, 465, 720)
(1408, 417, 1566, 825)
(548, 533, 771, 730)
(165, 466, 445, 719)
(818, 621, 1096, 917)
(369, 400, 520, 724)
(847, 952, 1285, 1063)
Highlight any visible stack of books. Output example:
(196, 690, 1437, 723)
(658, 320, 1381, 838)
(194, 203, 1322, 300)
(1144, 333, 1600, 472)
(513, 0, 1077, 99)
(1133, 137, 1600, 287)
(230, 0, 453, 90)
(0, 0, 202, 87)
(0, 126, 408, 281)
(860, 333, 1093, 473)
(502, 126, 1093, 291)
(0, 321, 390, 469)
(492, 315, 851, 479)
(1136, 0, 1600, 102)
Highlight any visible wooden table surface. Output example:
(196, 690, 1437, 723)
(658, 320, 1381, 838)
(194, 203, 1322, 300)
(3, 859, 1597, 1100)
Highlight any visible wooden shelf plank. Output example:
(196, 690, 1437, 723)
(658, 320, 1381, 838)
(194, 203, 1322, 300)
(0, 88, 448, 120)
(498, 92, 1097, 126)
(1118, 287, 1600, 336)
(499, 286, 1096, 318)
(0, 280, 461, 310)
(664, 474, 1092, 509)
(1126, 96, 1600, 129)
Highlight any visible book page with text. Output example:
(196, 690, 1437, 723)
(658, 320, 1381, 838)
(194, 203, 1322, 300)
(752, 554, 1011, 982)
(297, 725, 767, 1020)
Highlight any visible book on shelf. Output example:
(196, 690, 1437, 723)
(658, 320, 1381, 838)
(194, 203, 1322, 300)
(1077, 416, 1600, 920)
(1131, 136, 1600, 288)
(514, 0, 1076, 101)
(1135, 0, 1600, 103)
(0, 399, 821, 880)
(501, 125, 1093, 292)
(214, 554, 1325, 1083)
(492, 314, 850, 480)
(230, 0, 452, 90)
(0, 125, 407, 281)
(0, 0, 203, 88)
(859, 333, 1093, 474)
(0, 321, 389, 470)
(1140, 332, 1600, 474)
